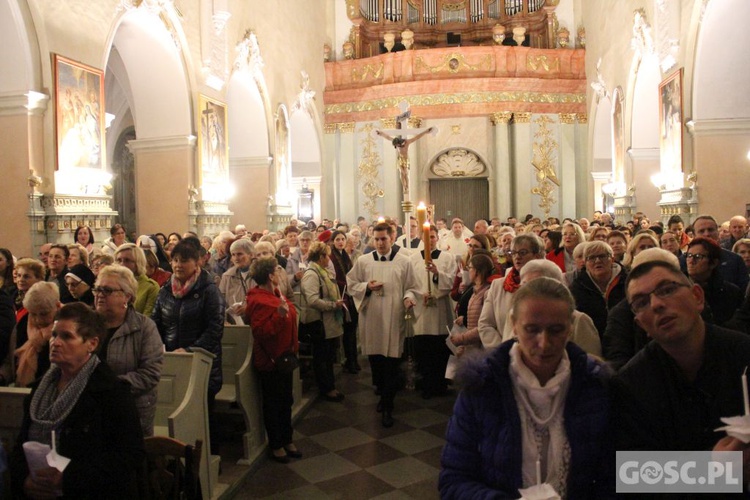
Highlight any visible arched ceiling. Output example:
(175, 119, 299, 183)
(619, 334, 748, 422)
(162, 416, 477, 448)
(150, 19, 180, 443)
(226, 70, 269, 158)
(0, 0, 40, 93)
(108, 8, 191, 138)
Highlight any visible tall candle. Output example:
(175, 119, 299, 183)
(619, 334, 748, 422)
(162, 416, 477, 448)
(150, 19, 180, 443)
(416, 202, 427, 227)
(377, 216, 385, 224)
(536, 458, 541, 485)
(743, 368, 749, 416)
(423, 222, 432, 264)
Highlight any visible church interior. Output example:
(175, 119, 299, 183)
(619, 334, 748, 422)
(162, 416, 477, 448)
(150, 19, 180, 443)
(0, 0, 748, 257)
(1, 1, 750, 498)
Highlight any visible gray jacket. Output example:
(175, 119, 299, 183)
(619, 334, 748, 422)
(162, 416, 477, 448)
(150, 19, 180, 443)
(104, 307, 164, 436)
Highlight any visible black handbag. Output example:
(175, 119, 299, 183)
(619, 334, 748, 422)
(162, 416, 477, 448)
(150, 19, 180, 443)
(273, 351, 300, 374)
(299, 319, 325, 344)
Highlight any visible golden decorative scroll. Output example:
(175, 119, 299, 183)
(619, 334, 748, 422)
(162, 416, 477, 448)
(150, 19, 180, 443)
(415, 53, 492, 74)
(324, 91, 585, 116)
(339, 122, 356, 134)
(513, 112, 532, 123)
(352, 63, 384, 82)
(358, 124, 385, 218)
(490, 111, 513, 125)
(530, 115, 560, 218)
(576, 113, 588, 124)
(558, 113, 577, 125)
(527, 55, 561, 72)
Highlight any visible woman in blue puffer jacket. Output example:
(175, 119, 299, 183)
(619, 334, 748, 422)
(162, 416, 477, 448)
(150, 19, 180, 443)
(440, 277, 614, 499)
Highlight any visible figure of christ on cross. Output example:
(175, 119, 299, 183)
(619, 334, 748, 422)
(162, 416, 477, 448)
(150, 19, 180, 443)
(375, 126, 436, 197)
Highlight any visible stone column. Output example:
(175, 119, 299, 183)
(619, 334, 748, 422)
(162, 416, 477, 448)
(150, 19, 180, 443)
(558, 113, 577, 217)
(329, 122, 358, 221)
(490, 112, 512, 219)
(574, 113, 590, 217)
(512, 112, 533, 219)
(0, 91, 48, 255)
(379, 118, 400, 219)
(127, 135, 196, 235)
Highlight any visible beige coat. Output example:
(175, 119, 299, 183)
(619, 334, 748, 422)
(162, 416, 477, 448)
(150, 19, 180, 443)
(301, 266, 343, 339)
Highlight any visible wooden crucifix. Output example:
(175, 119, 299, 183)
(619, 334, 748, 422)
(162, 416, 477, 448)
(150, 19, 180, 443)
(373, 102, 437, 251)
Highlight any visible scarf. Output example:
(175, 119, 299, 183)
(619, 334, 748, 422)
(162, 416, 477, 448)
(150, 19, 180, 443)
(309, 262, 343, 324)
(503, 267, 521, 293)
(28, 354, 101, 445)
(171, 271, 200, 299)
(509, 343, 571, 497)
(15, 316, 54, 387)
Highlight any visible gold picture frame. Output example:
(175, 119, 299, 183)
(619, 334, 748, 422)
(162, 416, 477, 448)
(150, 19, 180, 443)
(659, 68, 684, 172)
(197, 94, 229, 186)
(53, 54, 106, 171)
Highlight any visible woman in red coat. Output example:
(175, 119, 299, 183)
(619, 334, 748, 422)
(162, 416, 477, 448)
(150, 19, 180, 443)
(245, 257, 300, 464)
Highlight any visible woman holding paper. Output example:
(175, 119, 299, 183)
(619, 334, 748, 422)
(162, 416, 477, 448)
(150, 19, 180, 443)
(10, 302, 144, 499)
(440, 278, 613, 498)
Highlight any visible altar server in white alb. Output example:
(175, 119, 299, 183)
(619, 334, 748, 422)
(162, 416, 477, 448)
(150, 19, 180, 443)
(347, 222, 419, 428)
(407, 223, 457, 399)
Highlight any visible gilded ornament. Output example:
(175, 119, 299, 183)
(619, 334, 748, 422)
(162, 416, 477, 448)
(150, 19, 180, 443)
(415, 53, 492, 74)
(339, 122, 356, 134)
(527, 55, 560, 72)
(358, 124, 384, 218)
(352, 63, 384, 81)
(324, 91, 585, 117)
(442, 2, 466, 11)
(558, 113, 577, 125)
(451, 125, 461, 134)
(490, 112, 512, 125)
(576, 113, 588, 124)
(513, 112, 532, 124)
(380, 118, 397, 129)
(407, 117, 422, 128)
(324, 123, 337, 134)
(530, 115, 560, 218)
(345, 0, 358, 19)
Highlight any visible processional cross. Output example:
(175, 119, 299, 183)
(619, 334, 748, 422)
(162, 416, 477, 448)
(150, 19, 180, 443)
(373, 102, 437, 246)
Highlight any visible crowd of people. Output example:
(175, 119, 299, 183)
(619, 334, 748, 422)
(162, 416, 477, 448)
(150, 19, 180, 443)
(0, 209, 750, 496)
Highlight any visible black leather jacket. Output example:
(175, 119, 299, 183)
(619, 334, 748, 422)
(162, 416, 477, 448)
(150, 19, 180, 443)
(151, 269, 225, 396)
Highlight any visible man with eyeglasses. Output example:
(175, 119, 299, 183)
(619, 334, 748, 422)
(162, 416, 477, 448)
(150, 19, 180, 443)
(614, 255, 750, 469)
(681, 215, 748, 293)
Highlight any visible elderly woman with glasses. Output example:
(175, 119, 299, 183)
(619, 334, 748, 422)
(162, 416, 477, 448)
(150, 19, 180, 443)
(114, 244, 160, 317)
(219, 238, 256, 324)
(546, 222, 585, 273)
(94, 264, 164, 436)
(570, 241, 628, 339)
(685, 237, 742, 326)
(478, 234, 545, 349)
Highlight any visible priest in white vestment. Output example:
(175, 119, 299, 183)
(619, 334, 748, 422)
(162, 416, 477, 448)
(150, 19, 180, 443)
(439, 218, 472, 259)
(347, 222, 419, 427)
(408, 225, 457, 399)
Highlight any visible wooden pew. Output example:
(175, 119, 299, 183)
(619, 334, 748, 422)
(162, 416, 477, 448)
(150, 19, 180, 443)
(215, 325, 266, 465)
(0, 387, 31, 453)
(155, 348, 225, 500)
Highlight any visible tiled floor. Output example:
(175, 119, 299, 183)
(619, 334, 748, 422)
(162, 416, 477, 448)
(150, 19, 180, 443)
(231, 358, 457, 499)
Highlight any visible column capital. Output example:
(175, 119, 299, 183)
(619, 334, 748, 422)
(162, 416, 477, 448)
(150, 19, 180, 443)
(513, 112, 532, 124)
(324, 123, 338, 134)
(339, 122, 356, 134)
(406, 117, 422, 129)
(380, 118, 396, 129)
(490, 111, 512, 125)
(576, 113, 588, 124)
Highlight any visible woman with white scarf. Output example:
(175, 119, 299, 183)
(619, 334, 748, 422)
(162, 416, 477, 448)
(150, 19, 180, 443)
(440, 278, 614, 498)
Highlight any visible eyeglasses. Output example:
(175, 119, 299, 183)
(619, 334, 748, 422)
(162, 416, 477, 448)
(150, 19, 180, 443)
(586, 254, 611, 263)
(468, 244, 482, 249)
(92, 286, 124, 296)
(509, 249, 532, 258)
(685, 252, 707, 261)
(629, 281, 690, 313)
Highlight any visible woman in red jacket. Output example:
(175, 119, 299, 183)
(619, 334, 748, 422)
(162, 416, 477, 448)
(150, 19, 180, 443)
(246, 257, 300, 464)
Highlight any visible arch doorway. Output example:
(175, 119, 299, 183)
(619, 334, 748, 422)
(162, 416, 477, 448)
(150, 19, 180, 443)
(112, 127, 136, 229)
(427, 148, 489, 223)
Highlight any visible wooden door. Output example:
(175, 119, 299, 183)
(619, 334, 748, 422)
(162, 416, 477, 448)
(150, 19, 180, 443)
(429, 178, 489, 223)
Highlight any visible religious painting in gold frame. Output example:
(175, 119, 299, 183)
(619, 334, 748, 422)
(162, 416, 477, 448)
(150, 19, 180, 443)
(197, 94, 229, 186)
(659, 68, 683, 172)
(53, 54, 106, 170)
